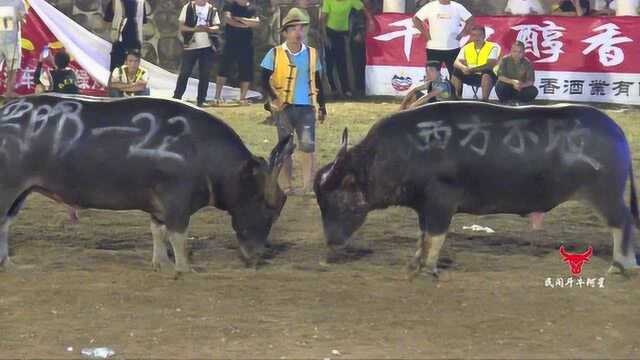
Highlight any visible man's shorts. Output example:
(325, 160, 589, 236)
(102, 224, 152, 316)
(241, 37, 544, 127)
(453, 68, 497, 87)
(219, 43, 254, 82)
(274, 105, 316, 153)
(0, 41, 21, 71)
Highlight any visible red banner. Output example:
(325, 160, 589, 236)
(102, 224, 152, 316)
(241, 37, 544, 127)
(0, 3, 106, 96)
(366, 14, 640, 104)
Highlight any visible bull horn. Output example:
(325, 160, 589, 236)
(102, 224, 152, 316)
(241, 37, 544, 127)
(559, 245, 569, 258)
(582, 246, 593, 259)
(319, 128, 349, 190)
(265, 135, 294, 207)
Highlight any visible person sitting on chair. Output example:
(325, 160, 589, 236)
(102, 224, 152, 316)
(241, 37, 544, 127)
(451, 25, 499, 101)
(400, 60, 454, 110)
(109, 49, 150, 97)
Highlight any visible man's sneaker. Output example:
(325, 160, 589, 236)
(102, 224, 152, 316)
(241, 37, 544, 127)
(197, 101, 213, 108)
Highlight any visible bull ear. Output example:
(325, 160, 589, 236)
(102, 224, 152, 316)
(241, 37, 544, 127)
(269, 134, 295, 177)
(583, 246, 593, 259)
(319, 128, 350, 190)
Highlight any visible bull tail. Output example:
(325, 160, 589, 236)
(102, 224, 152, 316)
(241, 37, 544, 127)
(630, 164, 640, 229)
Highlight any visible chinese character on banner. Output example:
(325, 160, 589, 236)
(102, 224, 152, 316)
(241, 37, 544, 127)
(589, 80, 610, 95)
(373, 17, 421, 61)
(562, 80, 585, 95)
(512, 21, 566, 63)
(582, 23, 632, 67)
(539, 78, 560, 94)
(612, 81, 633, 96)
(18, 69, 36, 90)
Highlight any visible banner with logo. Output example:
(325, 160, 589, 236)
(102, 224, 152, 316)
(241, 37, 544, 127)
(366, 14, 640, 104)
(0, 0, 260, 99)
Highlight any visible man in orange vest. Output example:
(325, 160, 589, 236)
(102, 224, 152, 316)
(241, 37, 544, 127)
(260, 10, 327, 196)
(451, 26, 499, 101)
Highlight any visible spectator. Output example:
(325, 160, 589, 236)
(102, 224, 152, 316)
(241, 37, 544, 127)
(103, 0, 148, 72)
(551, 0, 590, 15)
(260, 10, 327, 195)
(504, 0, 544, 14)
(413, 0, 473, 80)
(615, 0, 639, 15)
(214, 0, 260, 106)
(594, 0, 639, 15)
(349, 1, 368, 96)
(173, 0, 221, 108)
(34, 49, 79, 94)
(495, 41, 538, 105)
(0, 0, 26, 98)
(399, 60, 454, 110)
(451, 25, 499, 101)
(592, 0, 616, 14)
(109, 50, 150, 97)
(320, 0, 370, 98)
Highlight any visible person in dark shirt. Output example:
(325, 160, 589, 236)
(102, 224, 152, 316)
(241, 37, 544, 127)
(213, 0, 260, 106)
(34, 49, 79, 94)
(551, 0, 591, 15)
(103, 0, 148, 72)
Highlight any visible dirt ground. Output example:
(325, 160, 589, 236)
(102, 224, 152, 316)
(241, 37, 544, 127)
(1, 103, 640, 359)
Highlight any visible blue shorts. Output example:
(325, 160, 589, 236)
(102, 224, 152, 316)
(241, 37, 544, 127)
(274, 105, 316, 153)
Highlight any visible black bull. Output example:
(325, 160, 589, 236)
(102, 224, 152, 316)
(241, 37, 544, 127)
(315, 101, 640, 277)
(0, 95, 294, 273)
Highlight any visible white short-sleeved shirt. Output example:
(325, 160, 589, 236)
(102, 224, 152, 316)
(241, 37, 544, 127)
(456, 43, 500, 61)
(179, 3, 221, 50)
(616, 0, 638, 15)
(415, 0, 472, 50)
(504, 0, 544, 14)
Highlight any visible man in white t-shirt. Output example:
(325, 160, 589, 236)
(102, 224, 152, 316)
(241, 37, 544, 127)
(412, 0, 473, 79)
(173, 0, 221, 107)
(504, 0, 545, 14)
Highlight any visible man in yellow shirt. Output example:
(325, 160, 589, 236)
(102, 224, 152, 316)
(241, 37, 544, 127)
(451, 26, 499, 101)
(320, 0, 370, 98)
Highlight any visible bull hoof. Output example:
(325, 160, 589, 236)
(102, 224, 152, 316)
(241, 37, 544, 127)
(405, 259, 424, 281)
(152, 258, 175, 273)
(608, 262, 638, 278)
(0, 257, 16, 271)
(0, 257, 33, 272)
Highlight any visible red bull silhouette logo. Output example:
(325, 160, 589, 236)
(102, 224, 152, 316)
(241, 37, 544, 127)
(559, 245, 593, 276)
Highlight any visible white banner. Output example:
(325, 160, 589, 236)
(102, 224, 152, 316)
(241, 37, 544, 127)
(366, 65, 640, 105)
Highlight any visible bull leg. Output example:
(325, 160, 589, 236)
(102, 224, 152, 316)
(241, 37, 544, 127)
(0, 189, 28, 271)
(425, 233, 447, 277)
(407, 232, 427, 280)
(167, 230, 190, 274)
(0, 218, 15, 270)
(608, 225, 639, 275)
(150, 220, 172, 272)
